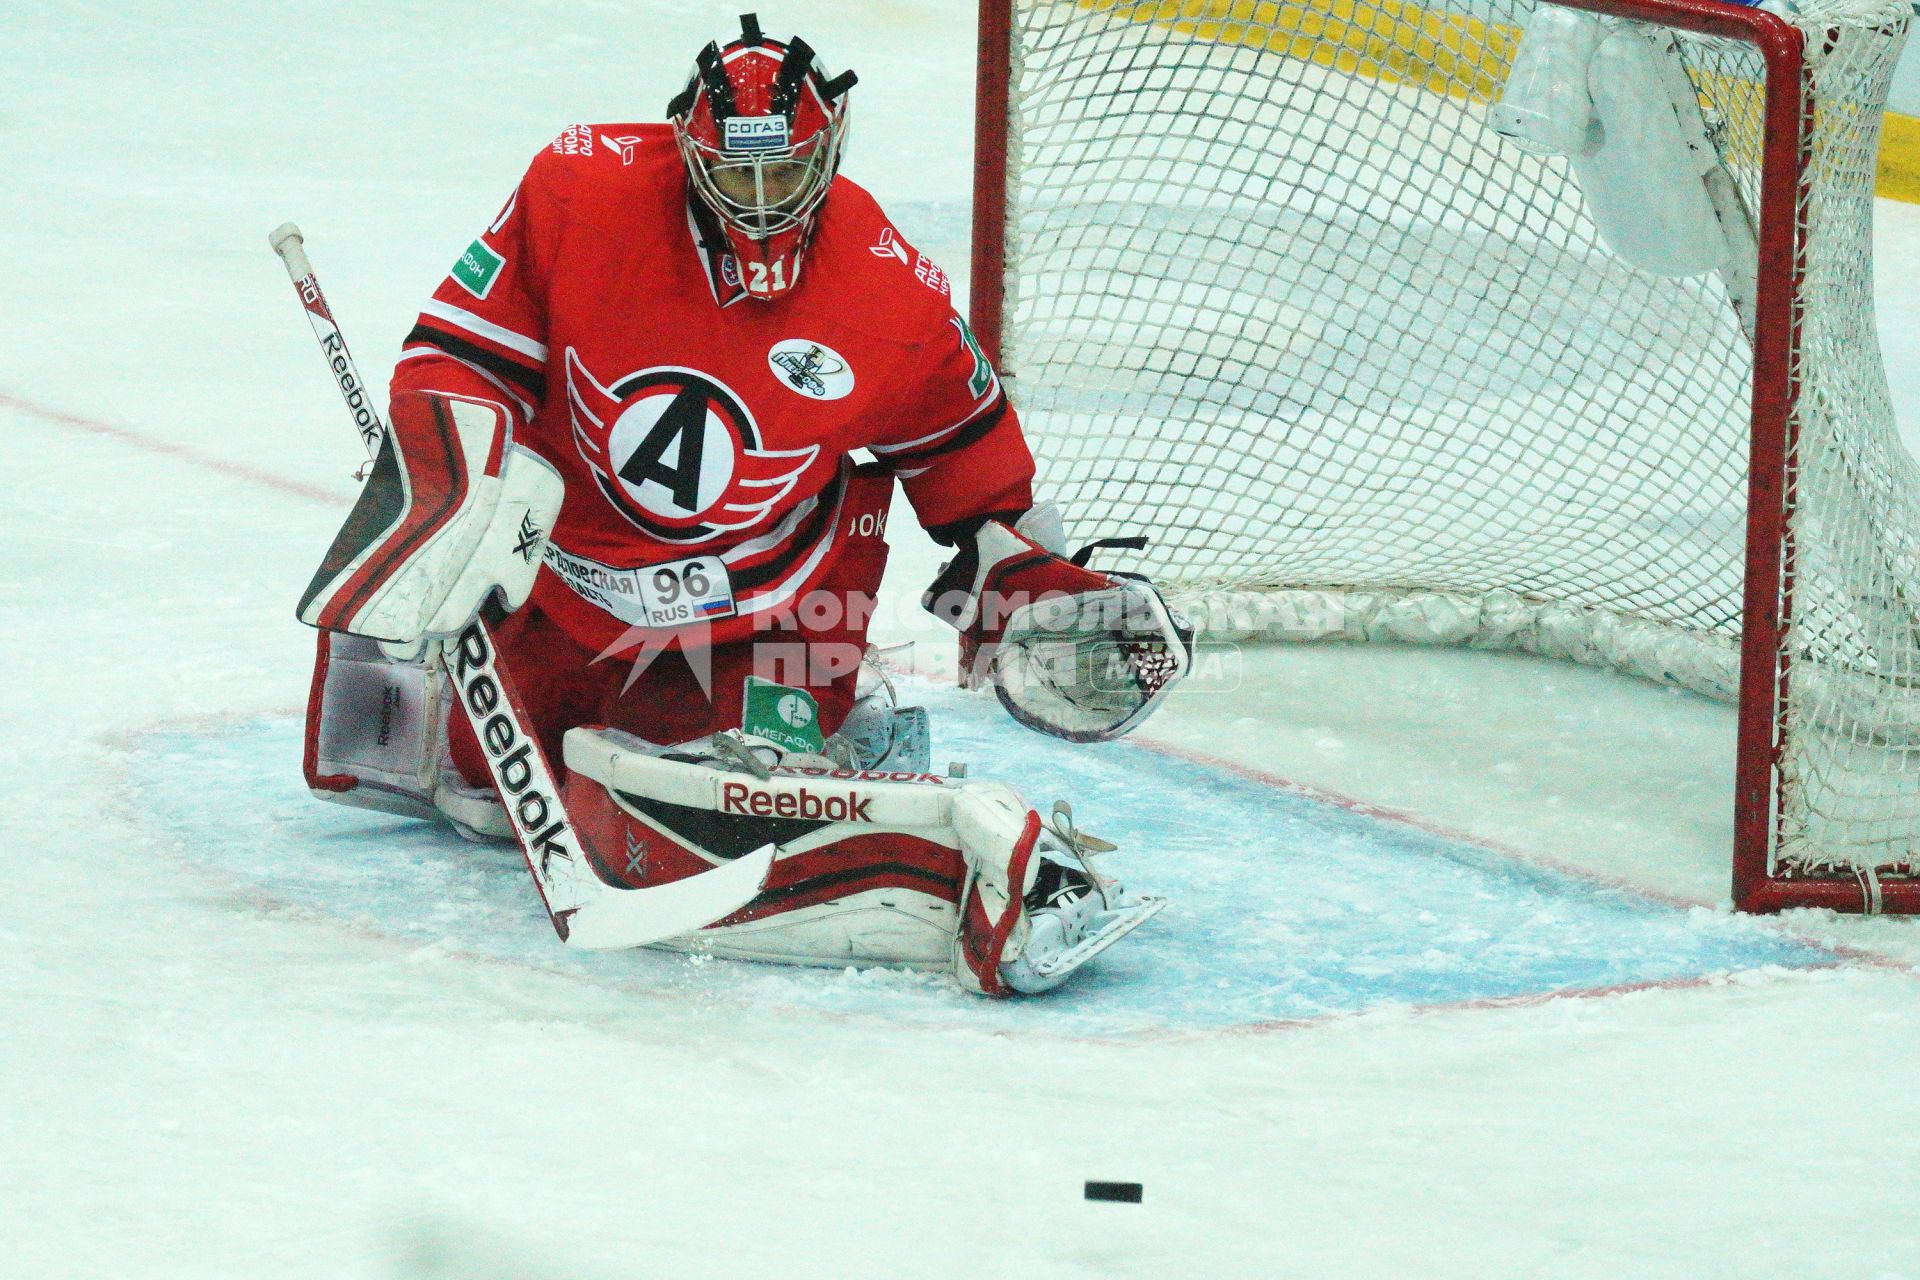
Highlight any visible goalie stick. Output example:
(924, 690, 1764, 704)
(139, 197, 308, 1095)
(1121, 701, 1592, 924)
(268, 222, 773, 949)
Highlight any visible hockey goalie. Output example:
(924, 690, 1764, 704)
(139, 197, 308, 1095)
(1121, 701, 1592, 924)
(294, 15, 1191, 996)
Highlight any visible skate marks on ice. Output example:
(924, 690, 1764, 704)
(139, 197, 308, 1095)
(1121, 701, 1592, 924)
(128, 685, 1835, 1039)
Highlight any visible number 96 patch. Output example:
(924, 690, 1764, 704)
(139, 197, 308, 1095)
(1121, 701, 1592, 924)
(636, 553, 737, 627)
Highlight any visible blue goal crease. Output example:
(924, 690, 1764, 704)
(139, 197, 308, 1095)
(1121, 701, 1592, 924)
(124, 683, 1840, 1039)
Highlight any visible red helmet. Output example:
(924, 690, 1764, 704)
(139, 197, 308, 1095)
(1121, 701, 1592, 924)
(669, 14, 856, 300)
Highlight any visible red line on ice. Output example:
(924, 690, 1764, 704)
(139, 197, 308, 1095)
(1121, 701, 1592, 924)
(0, 390, 344, 506)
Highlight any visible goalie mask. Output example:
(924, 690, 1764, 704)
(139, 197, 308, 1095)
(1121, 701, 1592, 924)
(669, 14, 856, 300)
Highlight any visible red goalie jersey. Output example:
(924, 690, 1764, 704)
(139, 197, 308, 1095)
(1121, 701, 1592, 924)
(393, 125, 1033, 655)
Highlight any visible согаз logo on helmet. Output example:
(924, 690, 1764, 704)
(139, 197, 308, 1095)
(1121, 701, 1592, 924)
(668, 15, 855, 299)
(565, 348, 817, 544)
(723, 117, 791, 152)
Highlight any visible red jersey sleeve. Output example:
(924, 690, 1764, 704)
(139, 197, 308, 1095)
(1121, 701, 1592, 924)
(390, 150, 556, 424)
(871, 309, 1035, 537)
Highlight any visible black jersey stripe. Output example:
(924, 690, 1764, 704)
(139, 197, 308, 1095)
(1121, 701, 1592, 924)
(875, 393, 1009, 469)
(741, 862, 962, 913)
(405, 323, 548, 401)
(727, 467, 848, 593)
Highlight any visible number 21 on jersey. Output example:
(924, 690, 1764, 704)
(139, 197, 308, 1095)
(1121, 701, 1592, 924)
(745, 259, 789, 293)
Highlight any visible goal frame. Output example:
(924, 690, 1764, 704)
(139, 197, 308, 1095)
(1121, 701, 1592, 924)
(969, 0, 1920, 913)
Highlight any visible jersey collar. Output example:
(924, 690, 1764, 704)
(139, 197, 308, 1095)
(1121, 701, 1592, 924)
(684, 192, 750, 310)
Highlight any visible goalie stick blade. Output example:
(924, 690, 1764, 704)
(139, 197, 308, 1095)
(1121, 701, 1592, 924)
(1023, 895, 1167, 981)
(559, 843, 776, 950)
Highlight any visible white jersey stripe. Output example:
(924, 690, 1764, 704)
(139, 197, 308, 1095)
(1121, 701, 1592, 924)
(488, 187, 518, 236)
(868, 390, 1001, 456)
(720, 493, 819, 566)
(397, 347, 534, 420)
(420, 299, 549, 363)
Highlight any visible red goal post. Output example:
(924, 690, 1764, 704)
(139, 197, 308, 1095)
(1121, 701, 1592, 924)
(970, 0, 1918, 912)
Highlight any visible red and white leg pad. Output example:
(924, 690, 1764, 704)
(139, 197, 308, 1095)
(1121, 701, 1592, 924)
(950, 784, 1042, 995)
(562, 727, 968, 970)
(559, 728, 1163, 993)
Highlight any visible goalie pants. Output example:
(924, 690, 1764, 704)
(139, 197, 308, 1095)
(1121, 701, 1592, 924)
(446, 470, 893, 791)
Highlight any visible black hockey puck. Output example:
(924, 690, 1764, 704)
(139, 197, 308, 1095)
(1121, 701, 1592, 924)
(1084, 1181, 1143, 1203)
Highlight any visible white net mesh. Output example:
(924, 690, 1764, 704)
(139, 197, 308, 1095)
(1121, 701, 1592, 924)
(998, 0, 1915, 885)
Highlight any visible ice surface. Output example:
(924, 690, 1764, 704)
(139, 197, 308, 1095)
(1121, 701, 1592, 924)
(132, 686, 1834, 1040)
(4, 2, 1920, 1277)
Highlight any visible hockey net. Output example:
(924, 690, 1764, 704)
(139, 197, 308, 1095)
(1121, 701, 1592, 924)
(973, 0, 1917, 910)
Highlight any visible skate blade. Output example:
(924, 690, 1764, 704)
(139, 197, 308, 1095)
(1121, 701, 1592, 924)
(1024, 895, 1167, 980)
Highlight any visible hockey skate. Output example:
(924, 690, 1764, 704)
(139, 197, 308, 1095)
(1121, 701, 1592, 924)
(953, 788, 1165, 996)
(1001, 818, 1164, 993)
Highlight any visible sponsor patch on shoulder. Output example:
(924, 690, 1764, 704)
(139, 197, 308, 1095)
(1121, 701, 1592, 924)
(723, 116, 790, 152)
(867, 227, 951, 296)
(452, 238, 505, 299)
(952, 316, 995, 400)
(912, 253, 950, 296)
(551, 123, 594, 156)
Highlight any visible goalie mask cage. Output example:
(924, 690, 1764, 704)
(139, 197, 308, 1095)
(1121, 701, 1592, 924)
(970, 0, 1917, 911)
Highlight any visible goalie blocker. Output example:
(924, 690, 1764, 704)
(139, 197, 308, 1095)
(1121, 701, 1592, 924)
(297, 389, 563, 654)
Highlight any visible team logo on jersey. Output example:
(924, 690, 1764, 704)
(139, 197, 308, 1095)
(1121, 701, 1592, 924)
(566, 349, 818, 544)
(767, 339, 855, 401)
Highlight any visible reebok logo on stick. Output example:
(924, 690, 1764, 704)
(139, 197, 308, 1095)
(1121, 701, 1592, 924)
(450, 622, 574, 877)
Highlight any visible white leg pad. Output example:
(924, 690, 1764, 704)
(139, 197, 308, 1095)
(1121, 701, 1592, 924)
(306, 630, 510, 840)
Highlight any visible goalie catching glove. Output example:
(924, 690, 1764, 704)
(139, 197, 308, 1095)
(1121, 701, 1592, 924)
(296, 390, 562, 656)
(924, 504, 1193, 742)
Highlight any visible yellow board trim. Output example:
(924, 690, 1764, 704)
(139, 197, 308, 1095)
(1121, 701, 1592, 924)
(1883, 111, 1920, 204)
(1082, 0, 1519, 101)
(1080, 0, 1920, 205)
